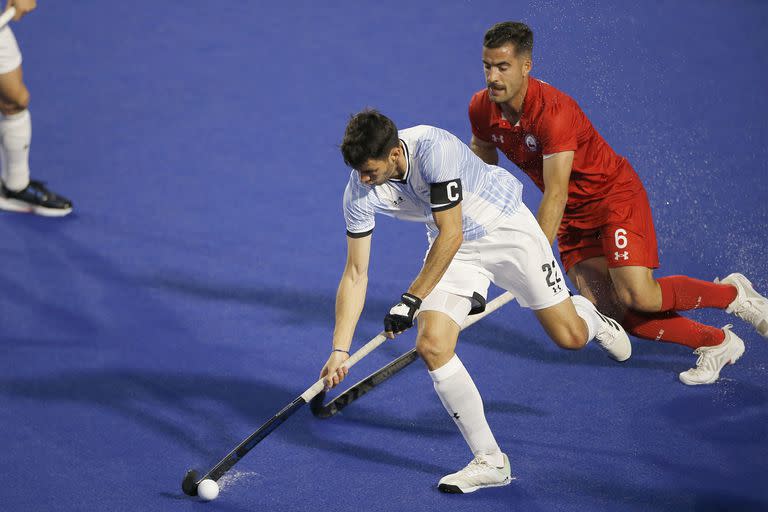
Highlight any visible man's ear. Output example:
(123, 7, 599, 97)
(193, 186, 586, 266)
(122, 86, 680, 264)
(523, 55, 532, 77)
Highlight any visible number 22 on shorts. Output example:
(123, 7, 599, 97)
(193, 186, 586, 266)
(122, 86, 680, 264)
(541, 260, 563, 294)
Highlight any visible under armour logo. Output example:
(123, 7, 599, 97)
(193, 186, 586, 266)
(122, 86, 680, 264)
(453, 412, 460, 420)
(392, 196, 404, 206)
(614, 251, 629, 261)
(552, 284, 562, 294)
(491, 134, 504, 144)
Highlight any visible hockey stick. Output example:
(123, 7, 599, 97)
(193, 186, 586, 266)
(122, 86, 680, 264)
(310, 348, 418, 418)
(0, 7, 16, 28)
(181, 329, 389, 496)
(310, 291, 514, 419)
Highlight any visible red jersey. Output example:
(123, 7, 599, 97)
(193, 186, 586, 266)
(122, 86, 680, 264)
(469, 78, 643, 228)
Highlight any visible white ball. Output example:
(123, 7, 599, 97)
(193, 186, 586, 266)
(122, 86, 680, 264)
(197, 479, 220, 501)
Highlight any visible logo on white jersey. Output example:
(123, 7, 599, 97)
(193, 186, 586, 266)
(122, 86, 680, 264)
(491, 134, 504, 144)
(614, 251, 629, 261)
(524, 134, 538, 152)
(392, 196, 404, 206)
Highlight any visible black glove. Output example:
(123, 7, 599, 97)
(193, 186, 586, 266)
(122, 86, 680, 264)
(384, 293, 422, 334)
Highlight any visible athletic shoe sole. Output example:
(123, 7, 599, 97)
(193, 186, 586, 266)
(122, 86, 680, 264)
(438, 476, 514, 494)
(0, 196, 72, 217)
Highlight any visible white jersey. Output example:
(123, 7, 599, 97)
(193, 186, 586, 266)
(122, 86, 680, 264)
(343, 125, 524, 242)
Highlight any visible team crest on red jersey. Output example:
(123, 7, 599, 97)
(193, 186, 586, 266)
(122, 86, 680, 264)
(524, 134, 539, 152)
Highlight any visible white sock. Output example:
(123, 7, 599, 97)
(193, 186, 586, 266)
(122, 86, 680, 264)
(0, 109, 31, 191)
(429, 354, 504, 467)
(571, 294, 600, 341)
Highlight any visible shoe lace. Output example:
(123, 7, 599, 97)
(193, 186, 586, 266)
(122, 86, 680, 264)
(596, 324, 619, 348)
(732, 300, 761, 325)
(598, 332, 614, 347)
(462, 457, 494, 476)
(687, 326, 731, 375)
(688, 347, 717, 375)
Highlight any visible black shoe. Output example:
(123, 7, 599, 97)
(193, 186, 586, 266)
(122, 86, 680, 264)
(0, 179, 73, 217)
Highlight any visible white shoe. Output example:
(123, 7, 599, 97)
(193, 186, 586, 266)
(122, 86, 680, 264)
(678, 325, 745, 385)
(438, 453, 513, 494)
(593, 310, 632, 362)
(717, 273, 768, 337)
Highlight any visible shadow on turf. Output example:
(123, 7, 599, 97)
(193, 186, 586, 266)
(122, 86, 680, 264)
(158, 491, 253, 511)
(692, 494, 768, 512)
(656, 380, 768, 444)
(142, 272, 695, 373)
(142, 272, 394, 327)
(0, 368, 454, 476)
(559, 470, 768, 512)
(317, 398, 549, 438)
(0, 370, 297, 458)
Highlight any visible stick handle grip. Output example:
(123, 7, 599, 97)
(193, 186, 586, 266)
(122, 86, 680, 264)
(0, 7, 16, 28)
(300, 291, 514, 402)
(300, 333, 388, 401)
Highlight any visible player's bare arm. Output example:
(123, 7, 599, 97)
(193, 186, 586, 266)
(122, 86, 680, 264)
(321, 234, 371, 388)
(408, 202, 463, 300)
(383, 203, 463, 339)
(383, 178, 465, 339)
(470, 135, 499, 165)
(7, 0, 36, 21)
(538, 150, 574, 245)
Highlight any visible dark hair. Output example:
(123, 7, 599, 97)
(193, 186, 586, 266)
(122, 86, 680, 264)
(340, 109, 399, 169)
(483, 21, 533, 55)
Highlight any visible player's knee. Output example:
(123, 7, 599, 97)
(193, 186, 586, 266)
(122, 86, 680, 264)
(416, 331, 451, 366)
(614, 282, 654, 311)
(553, 330, 587, 351)
(549, 319, 588, 350)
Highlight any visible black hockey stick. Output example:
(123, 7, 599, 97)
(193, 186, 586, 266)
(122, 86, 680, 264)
(310, 348, 419, 418)
(181, 331, 388, 496)
(310, 291, 514, 419)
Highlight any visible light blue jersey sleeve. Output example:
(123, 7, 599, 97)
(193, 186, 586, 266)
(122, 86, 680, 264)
(403, 125, 524, 241)
(342, 172, 375, 237)
(416, 128, 464, 184)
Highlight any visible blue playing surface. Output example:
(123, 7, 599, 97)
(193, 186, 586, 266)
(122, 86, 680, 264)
(1, 1, 766, 511)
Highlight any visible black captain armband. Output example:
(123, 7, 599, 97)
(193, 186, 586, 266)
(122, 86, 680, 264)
(430, 179, 463, 212)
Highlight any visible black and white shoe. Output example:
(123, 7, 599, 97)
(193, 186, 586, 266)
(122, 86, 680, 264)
(572, 295, 632, 361)
(593, 310, 632, 362)
(0, 180, 73, 217)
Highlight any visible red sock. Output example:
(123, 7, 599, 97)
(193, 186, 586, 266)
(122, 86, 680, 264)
(622, 310, 725, 348)
(657, 275, 737, 312)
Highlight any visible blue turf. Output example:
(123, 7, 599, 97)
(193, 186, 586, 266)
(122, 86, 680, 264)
(0, 1, 766, 511)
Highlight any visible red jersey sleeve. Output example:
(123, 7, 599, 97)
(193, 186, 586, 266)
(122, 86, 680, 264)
(537, 97, 579, 155)
(468, 91, 493, 143)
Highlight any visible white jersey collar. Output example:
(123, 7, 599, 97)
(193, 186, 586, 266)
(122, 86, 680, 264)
(389, 139, 410, 183)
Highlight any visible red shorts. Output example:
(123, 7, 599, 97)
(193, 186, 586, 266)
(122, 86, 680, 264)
(557, 187, 660, 273)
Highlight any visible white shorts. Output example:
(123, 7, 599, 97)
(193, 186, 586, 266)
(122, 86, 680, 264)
(0, 26, 22, 74)
(420, 205, 570, 326)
